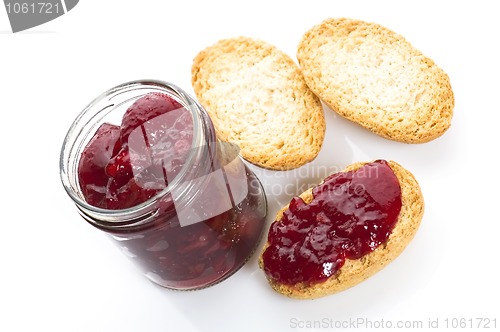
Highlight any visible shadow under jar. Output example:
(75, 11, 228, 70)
(60, 80, 267, 290)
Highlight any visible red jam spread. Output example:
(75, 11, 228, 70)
(77, 92, 265, 288)
(262, 160, 402, 286)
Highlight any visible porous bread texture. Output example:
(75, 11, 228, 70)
(259, 160, 424, 299)
(192, 37, 326, 170)
(297, 18, 454, 143)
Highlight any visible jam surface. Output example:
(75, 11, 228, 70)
(78, 92, 193, 209)
(77, 92, 265, 289)
(262, 160, 402, 286)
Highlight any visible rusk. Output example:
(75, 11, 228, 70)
(259, 160, 424, 299)
(192, 37, 326, 170)
(297, 18, 454, 143)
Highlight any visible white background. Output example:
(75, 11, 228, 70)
(1, 1, 499, 331)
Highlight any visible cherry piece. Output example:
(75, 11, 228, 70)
(78, 123, 121, 207)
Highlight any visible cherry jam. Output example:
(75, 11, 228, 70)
(262, 160, 401, 286)
(61, 80, 267, 290)
(77, 92, 193, 210)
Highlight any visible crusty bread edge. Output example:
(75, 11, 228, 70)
(258, 160, 424, 299)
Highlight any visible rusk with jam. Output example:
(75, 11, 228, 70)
(259, 160, 424, 299)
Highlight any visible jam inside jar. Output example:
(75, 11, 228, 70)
(60, 80, 267, 290)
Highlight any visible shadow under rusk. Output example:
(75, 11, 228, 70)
(321, 102, 460, 180)
(250, 102, 356, 213)
(317, 102, 358, 168)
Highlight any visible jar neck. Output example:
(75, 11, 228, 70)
(60, 80, 218, 231)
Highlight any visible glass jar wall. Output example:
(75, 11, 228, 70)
(60, 80, 267, 290)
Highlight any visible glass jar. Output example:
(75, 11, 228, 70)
(60, 80, 267, 290)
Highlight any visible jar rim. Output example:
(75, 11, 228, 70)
(59, 79, 210, 221)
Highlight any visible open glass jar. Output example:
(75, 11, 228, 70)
(60, 80, 267, 290)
